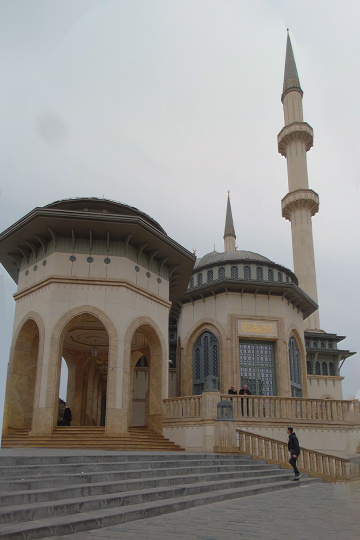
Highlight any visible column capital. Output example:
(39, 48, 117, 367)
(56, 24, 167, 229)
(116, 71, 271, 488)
(281, 189, 319, 221)
(278, 122, 314, 157)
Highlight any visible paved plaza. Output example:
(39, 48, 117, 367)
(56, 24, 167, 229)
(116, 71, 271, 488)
(48, 481, 360, 540)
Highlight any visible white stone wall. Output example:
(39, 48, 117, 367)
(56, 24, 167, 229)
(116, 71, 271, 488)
(307, 376, 344, 400)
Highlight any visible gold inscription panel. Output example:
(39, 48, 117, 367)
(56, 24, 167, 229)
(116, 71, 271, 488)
(238, 320, 278, 338)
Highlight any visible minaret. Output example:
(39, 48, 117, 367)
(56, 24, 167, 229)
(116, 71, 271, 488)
(278, 33, 320, 330)
(224, 193, 236, 251)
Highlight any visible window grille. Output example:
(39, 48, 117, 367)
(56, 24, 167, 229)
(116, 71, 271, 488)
(231, 266, 238, 278)
(322, 362, 328, 376)
(329, 362, 335, 376)
(193, 331, 220, 395)
(315, 362, 320, 375)
(328, 342, 333, 349)
(189, 277, 194, 288)
(289, 337, 302, 397)
(312, 341, 318, 348)
(198, 273, 203, 286)
(277, 271, 283, 282)
(244, 266, 251, 280)
(239, 342, 276, 396)
(256, 267, 263, 280)
(169, 353, 176, 369)
(268, 269, 274, 282)
(305, 340, 310, 348)
(218, 267, 225, 279)
(207, 269, 213, 282)
(306, 361, 312, 374)
(321, 341, 325, 349)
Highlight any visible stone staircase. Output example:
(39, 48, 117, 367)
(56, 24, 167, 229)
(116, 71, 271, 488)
(1, 426, 183, 451)
(0, 451, 322, 539)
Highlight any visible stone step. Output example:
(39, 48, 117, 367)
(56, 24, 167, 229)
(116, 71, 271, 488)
(0, 478, 321, 540)
(0, 457, 264, 480)
(0, 471, 307, 525)
(0, 466, 292, 506)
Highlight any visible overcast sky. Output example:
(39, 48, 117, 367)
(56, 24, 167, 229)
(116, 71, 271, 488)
(0, 0, 359, 428)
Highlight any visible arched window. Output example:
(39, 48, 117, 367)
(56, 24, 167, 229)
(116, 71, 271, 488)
(256, 267, 263, 280)
(322, 362, 328, 376)
(288, 336, 302, 397)
(189, 277, 194, 289)
(268, 269, 274, 282)
(244, 266, 251, 280)
(198, 273, 203, 286)
(286, 275, 289, 282)
(135, 355, 148, 368)
(207, 269, 213, 282)
(329, 362, 335, 376)
(328, 341, 333, 349)
(277, 271, 283, 283)
(193, 331, 220, 395)
(231, 266, 238, 278)
(312, 340, 318, 348)
(218, 267, 225, 279)
(306, 360, 312, 375)
(321, 341, 325, 349)
(315, 362, 320, 375)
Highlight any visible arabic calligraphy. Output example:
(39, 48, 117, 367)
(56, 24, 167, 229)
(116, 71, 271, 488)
(240, 321, 277, 336)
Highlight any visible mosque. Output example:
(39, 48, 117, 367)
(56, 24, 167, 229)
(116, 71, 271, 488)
(0, 36, 358, 455)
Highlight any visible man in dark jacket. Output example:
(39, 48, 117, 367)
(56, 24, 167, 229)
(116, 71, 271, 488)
(287, 427, 301, 480)
(239, 385, 251, 416)
(228, 386, 237, 395)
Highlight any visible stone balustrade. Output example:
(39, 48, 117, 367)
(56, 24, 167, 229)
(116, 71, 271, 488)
(163, 396, 202, 419)
(221, 395, 360, 422)
(237, 429, 359, 481)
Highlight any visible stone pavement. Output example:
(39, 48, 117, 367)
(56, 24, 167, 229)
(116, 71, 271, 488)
(49, 481, 360, 540)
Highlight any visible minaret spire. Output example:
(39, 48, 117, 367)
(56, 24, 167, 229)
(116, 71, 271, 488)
(224, 192, 236, 252)
(278, 33, 320, 330)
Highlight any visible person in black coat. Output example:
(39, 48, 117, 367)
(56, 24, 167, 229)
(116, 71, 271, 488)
(228, 386, 237, 395)
(287, 427, 301, 480)
(63, 405, 72, 426)
(239, 385, 251, 415)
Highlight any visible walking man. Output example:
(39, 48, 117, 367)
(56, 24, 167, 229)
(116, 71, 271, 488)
(287, 427, 301, 480)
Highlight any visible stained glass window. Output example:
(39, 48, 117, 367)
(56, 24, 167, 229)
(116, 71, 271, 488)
(193, 331, 220, 395)
(256, 267, 263, 280)
(289, 336, 302, 397)
(244, 266, 251, 280)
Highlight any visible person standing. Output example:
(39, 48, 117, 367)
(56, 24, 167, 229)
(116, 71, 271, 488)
(239, 385, 251, 416)
(228, 386, 237, 395)
(63, 405, 72, 426)
(287, 427, 301, 480)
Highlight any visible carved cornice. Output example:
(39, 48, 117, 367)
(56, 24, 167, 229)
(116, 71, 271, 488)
(278, 122, 314, 157)
(282, 189, 319, 221)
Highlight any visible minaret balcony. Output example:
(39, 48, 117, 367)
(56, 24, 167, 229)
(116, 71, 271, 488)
(282, 189, 319, 221)
(278, 122, 313, 157)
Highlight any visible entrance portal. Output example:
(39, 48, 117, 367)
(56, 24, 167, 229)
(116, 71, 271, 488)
(60, 313, 109, 426)
(129, 324, 163, 433)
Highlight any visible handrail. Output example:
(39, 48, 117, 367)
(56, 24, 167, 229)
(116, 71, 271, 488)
(237, 428, 359, 481)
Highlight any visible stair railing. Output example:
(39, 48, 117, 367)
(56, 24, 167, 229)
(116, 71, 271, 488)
(237, 428, 359, 481)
